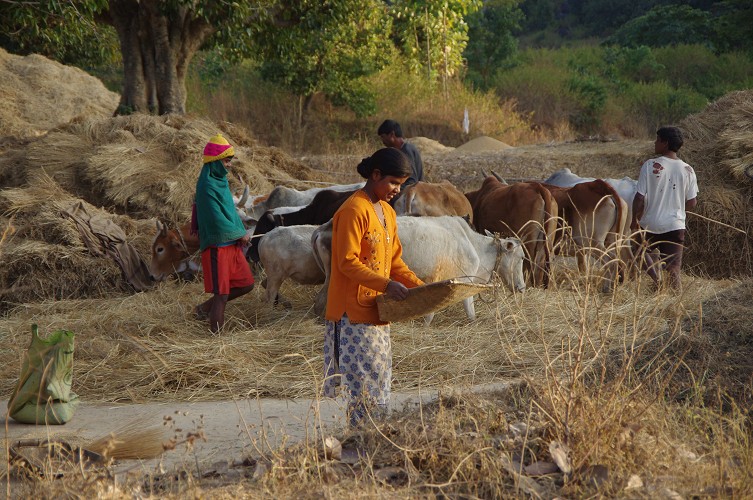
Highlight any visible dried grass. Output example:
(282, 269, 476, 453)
(0, 270, 731, 404)
(86, 419, 169, 460)
(0, 48, 118, 140)
(680, 89, 753, 277)
(1, 114, 330, 223)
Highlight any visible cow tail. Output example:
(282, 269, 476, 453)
(595, 179, 625, 254)
(597, 179, 628, 279)
(405, 185, 417, 214)
(542, 189, 558, 288)
(311, 230, 325, 274)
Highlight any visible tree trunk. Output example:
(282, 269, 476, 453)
(106, 0, 214, 115)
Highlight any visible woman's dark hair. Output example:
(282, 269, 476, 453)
(657, 126, 684, 152)
(356, 148, 411, 179)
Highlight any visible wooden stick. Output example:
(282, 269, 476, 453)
(688, 211, 748, 234)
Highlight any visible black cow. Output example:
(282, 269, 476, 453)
(248, 188, 358, 262)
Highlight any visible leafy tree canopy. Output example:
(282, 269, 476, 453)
(389, 0, 481, 81)
(464, 0, 524, 89)
(604, 5, 715, 49)
(250, 0, 393, 118)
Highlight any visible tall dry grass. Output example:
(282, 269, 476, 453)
(187, 59, 541, 155)
(2, 254, 752, 496)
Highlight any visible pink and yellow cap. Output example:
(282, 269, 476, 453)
(203, 134, 235, 163)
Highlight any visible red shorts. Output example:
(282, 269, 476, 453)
(202, 244, 254, 295)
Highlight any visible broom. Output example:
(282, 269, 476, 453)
(85, 417, 171, 460)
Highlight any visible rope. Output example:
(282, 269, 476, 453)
(687, 211, 747, 235)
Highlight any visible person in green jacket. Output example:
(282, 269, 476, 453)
(193, 134, 254, 333)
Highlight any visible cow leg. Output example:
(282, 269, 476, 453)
(462, 296, 476, 321)
(314, 285, 328, 317)
(264, 272, 292, 308)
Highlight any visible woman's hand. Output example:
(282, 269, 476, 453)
(385, 280, 409, 301)
(239, 233, 251, 245)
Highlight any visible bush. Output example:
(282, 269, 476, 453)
(616, 82, 708, 136)
(654, 44, 753, 100)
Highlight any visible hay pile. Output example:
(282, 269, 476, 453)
(0, 112, 329, 308)
(0, 114, 327, 221)
(0, 48, 119, 140)
(680, 90, 753, 277)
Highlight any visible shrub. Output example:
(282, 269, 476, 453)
(616, 82, 707, 136)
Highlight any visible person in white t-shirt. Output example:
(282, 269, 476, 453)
(631, 126, 699, 291)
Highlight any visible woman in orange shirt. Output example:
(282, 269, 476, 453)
(324, 148, 424, 427)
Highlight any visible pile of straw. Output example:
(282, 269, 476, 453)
(0, 114, 328, 222)
(680, 90, 753, 277)
(0, 176, 142, 312)
(0, 47, 119, 140)
(0, 108, 331, 307)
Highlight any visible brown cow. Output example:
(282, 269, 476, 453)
(465, 176, 558, 287)
(393, 180, 474, 224)
(541, 179, 627, 292)
(150, 220, 200, 281)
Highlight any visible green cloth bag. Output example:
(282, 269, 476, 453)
(8, 324, 79, 425)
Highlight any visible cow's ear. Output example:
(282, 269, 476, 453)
(484, 229, 493, 237)
(505, 240, 515, 251)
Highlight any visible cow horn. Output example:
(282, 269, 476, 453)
(237, 184, 250, 207)
(480, 169, 489, 178)
(491, 170, 507, 184)
(156, 219, 167, 235)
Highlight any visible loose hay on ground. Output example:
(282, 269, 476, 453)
(0, 273, 731, 404)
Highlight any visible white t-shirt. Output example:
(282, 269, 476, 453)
(636, 156, 699, 233)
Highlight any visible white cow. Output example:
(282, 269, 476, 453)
(312, 216, 526, 324)
(242, 182, 365, 221)
(257, 225, 324, 307)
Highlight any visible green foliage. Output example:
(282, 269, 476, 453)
(0, 0, 118, 67)
(389, 0, 481, 81)
(605, 5, 715, 49)
(603, 46, 665, 85)
(616, 81, 707, 133)
(250, 0, 393, 118)
(493, 48, 581, 130)
(712, 0, 753, 53)
(492, 43, 752, 136)
(567, 65, 608, 132)
(464, 0, 523, 89)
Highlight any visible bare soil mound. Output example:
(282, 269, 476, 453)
(0, 48, 119, 140)
(407, 136, 454, 155)
(452, 135, 512, 153)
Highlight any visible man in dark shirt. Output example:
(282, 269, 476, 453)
(377, 119, 424, 188)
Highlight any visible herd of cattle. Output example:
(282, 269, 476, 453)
(150, 169, 641, 323)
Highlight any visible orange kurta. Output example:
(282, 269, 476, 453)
(325, 190, 423, 325)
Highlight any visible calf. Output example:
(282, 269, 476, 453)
(312, 216, 525, 324)
(541, 179, 627, 292)
(150, 220, 200, 281)
(544, 168, 637, 277)
(393, 180, 474, 224)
